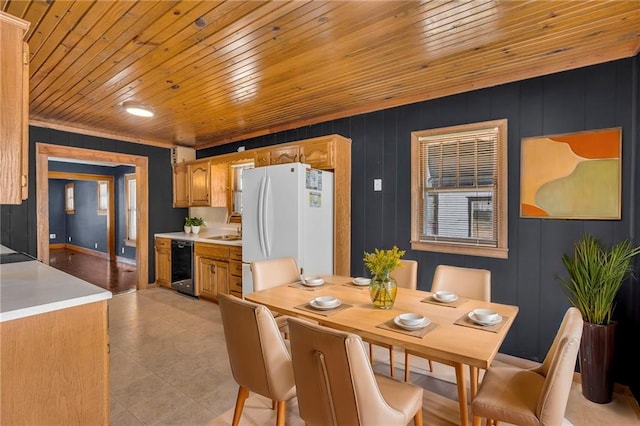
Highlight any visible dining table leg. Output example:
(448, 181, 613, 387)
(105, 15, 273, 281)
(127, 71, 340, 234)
(454, 362, 469, 426)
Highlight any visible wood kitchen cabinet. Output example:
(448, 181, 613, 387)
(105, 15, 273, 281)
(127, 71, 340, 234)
(154, 237, 171, 288)
(1, 301, 109, 424)
(0, 12, 30, 205)
(270, 145, 300, 165)
(229, 247, 243, 298)
(172, 159, 228, 207)
(189, 159, 211, 206)
(300, 138, 334, 169)
(195, 242, 231, 302)
(172, 163, 190, 207)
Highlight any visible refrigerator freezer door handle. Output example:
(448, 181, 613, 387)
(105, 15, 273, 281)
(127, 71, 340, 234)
(263, 176, 272, 257)
(257, 176, 267, 258)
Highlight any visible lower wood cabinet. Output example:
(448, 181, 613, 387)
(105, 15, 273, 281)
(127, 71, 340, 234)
(229, 247, 242, 298)
(1, 301, 109, 424)
(195, 242, 231, 302)
(154, 237, 171, 288)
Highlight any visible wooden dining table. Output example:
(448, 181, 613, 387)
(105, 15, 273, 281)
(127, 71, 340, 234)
(245, 275, 519, 426)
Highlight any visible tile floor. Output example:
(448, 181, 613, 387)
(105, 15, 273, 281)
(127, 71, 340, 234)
(109, 288, 640, 425)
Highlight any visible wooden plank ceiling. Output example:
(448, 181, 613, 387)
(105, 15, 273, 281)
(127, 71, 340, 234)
(3, 0, 639, 149)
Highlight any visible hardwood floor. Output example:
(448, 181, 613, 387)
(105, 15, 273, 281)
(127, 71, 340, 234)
(49, 248, 136, 294)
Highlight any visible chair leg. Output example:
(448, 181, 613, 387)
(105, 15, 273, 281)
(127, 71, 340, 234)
(472, 415, 482, 426)
(275, 400, 286, 426)
(413, 407, 423, 426)
(369, 342, 374, 363)
(389, 346, 395, 377)
(231, 386, 250, 426)
(470, 366, 479, 399)
(404, 352, 411, 382)
(428, 359, 433, 372)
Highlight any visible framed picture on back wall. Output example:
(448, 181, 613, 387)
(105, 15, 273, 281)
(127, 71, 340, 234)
(520, 127, 621, 219)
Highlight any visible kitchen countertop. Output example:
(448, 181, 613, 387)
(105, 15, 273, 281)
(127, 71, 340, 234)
(0, 257, 112, 322)
(154, 231, 242, 246)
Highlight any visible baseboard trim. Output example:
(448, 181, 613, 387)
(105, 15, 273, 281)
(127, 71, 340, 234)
(116, 256, 136, 266)
(66, 244, 108, 260)
(49, 243, 65, 249)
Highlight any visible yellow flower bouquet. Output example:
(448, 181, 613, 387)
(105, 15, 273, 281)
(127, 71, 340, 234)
(363, 245, 405, 309)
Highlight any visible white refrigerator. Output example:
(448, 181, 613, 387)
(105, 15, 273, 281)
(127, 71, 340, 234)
(242, 163, 334, 294)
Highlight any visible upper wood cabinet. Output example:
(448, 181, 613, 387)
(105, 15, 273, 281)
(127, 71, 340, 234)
(172, 163, 190, 207)
(0, 12, 30, 205)
(189, 159, 211, 206)
(172, 159, 228, 207)
(270, 145, 299, 165)
(300, 139, 333, 169)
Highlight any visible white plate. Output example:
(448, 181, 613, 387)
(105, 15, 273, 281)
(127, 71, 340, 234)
(352, 277, 371, 286)
(393, 315, 431, 331)
(303, 278, 325, 287)
(309, 299, 342, 310)
(433, 293, 459, 303)
(468, 311, 502, 326)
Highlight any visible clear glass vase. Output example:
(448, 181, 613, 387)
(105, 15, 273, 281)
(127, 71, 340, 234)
(369, 273, 397, 309)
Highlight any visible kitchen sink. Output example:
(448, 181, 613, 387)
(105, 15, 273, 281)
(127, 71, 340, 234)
(205, 234, 242, 241)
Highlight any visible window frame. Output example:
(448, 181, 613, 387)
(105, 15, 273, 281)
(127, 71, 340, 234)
(64, 183, 75, 214)
(97, 181, 108, 215)
(410, 119, 508, 259)
(125, 173, 137, 247)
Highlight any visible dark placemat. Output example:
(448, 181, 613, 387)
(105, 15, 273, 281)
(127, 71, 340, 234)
(453, 312, 509, 333)
(288, 281, 331, 291)
(342, 282, 370, 290)
(420, 293, 468, 308)
(376, 318, 439, 338)
(294, 302, 353, 317)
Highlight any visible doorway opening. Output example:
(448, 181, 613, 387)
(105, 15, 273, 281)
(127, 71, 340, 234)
(36, 143, 149, 290)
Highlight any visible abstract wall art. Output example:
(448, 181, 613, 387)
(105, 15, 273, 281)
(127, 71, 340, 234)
(520, 128, 621, 219)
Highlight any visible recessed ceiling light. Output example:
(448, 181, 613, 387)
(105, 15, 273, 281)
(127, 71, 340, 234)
(122, 101, 155, 117)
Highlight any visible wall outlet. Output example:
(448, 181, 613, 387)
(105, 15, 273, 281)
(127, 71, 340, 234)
(68, 236, 72, 242)
(49, 233, 56, 239)
(122, 247, 125, 254)
(374, 179, 382, 191)
(94, 243, 98, 249)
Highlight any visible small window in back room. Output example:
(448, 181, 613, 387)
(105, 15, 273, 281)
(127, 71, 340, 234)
(125, 174, 136, 246)
(97, 181, 108, 215)
(65, 183, 75, 214)
(410, 119, 508, 259)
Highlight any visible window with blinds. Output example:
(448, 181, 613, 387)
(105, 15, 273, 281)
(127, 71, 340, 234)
(411, 119, 508, 258)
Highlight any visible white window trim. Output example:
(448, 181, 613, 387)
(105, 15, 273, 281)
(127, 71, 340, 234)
(125, 173, 136, 247)
(65, 183, 75, 215)
(97, 181, 108, 215)
(410, 119, 508, 259)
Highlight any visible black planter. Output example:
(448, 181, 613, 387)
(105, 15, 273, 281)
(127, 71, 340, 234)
(579, 321, 616, 403)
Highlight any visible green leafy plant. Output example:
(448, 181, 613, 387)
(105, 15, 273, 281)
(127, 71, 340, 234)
(557, 234, 640, 325)
(184, 217, 193, 226)
(190, 217, 205, 227)
(363, 245, 405, 278)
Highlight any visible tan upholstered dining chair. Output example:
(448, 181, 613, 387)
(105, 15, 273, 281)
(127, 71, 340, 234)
(366, 259, 418, 377)
(218, 294, 297, 426)
(287, 316, 424, 426)
(472, 307, 583, 426)
(404, 264, 491, 384)
(251, 256, 301, 338)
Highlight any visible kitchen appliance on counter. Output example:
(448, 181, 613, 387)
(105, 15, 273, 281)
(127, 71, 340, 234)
(171, 239, 194, 296)
(242, 163, 333, 294)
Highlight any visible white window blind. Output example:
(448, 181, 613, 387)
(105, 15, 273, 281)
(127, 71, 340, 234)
(417, 126, 499, 247)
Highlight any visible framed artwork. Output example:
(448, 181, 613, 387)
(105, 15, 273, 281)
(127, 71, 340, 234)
(520, 127, 621, 219)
